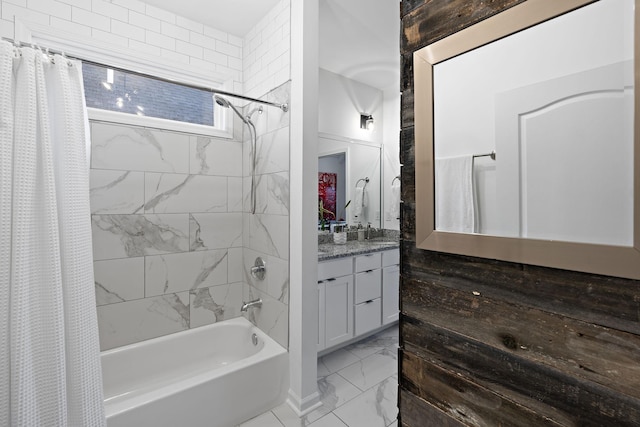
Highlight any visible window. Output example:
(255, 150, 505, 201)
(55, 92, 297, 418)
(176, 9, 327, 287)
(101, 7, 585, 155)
(82, 62, 227, 135)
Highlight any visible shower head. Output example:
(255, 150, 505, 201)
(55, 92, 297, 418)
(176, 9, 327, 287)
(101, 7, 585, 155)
(214, 94, 249, 125)
(214, 94, 230, 108)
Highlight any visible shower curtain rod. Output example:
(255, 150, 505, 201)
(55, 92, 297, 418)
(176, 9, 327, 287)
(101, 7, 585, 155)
(1, 37, 289, 112)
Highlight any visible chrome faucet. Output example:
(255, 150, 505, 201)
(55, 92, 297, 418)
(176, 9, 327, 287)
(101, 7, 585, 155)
(241, 298, 263, 312)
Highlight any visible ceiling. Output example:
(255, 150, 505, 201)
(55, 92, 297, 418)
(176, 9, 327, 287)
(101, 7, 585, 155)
(319, 0, 400, 91)
(139, 0, 400, 91)
(139, 0, 281, 37)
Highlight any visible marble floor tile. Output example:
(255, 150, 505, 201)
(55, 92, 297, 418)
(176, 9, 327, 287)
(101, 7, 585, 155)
(333, 376, 398, 427)
(344, 335, 389, 360)
(309, 413, 348, 427)
(271, 402, 306, 427)
(343, 325, 399, 360)
(317, 348, 360, 377)
(253, 324, 399, 427)
(337, 348, 397, 392)
(237, 410, 285, 427)
(303, 373, 362, 424)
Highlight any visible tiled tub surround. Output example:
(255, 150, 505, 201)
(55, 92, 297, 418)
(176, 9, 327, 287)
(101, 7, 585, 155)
(102, 317, 288, 427)
(91, 82, 291, 351)
(241, 82, 291, 349)
(91, 121, 246, 350)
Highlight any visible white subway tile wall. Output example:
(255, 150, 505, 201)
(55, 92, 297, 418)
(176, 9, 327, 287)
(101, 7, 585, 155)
(243, 0, 291, 98)
(0, 0, 253, 92)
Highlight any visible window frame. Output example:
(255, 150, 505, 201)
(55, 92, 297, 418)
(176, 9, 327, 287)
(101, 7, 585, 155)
(20, 20, 236, 139)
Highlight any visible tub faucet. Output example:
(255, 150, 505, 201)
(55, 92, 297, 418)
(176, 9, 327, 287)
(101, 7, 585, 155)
(241, 298, 262, 312)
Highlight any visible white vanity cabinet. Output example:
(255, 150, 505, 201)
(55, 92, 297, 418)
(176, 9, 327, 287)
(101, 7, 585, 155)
(354, 253, 382, 335)
(382, 250, 400, 324)
(318, 247, 399, 353)
(317, 257, 354, 351)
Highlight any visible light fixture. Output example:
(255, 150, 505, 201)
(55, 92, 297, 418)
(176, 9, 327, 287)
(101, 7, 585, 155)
(360, 114, 374, 130)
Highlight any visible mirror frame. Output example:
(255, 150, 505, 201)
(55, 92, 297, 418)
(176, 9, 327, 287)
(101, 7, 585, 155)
(414, 0, 640, 280)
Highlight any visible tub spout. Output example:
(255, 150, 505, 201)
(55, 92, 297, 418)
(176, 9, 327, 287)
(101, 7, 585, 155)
(241, 298, 262, 312)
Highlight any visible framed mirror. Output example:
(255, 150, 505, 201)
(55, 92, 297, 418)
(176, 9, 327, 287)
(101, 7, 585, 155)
(414, 0, 640, 279)
(318, 133, 382, 229)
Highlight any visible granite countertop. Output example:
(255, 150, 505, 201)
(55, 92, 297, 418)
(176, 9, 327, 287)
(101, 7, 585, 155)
(318, 238, 400, 261)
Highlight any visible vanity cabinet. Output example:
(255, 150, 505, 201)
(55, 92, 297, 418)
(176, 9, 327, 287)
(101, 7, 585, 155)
(318, 248, 399, 353)
(317, 257, 354, 351)
(382, 250, 400, 325)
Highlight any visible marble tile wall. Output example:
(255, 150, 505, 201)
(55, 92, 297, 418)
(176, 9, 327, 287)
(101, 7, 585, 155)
(91, 82, 291, 351)
(241, 81, 291, 349)
(91, 122, 246, 350)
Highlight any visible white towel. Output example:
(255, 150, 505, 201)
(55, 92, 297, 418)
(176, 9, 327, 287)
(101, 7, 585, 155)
(435, 155, 475, 233)
(390, 181, 401, 220)
(352, 186, 364, 218)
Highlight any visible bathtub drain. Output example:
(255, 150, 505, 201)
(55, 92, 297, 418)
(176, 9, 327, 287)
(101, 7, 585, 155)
(252, 333, 258, 346)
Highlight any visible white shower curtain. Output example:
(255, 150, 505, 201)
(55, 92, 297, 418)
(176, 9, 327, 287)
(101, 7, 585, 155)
(0, 41, 105, 426)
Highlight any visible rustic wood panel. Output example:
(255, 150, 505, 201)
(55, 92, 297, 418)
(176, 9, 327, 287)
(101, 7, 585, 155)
(400, 0, 426, 18)
(400, 388, 467, 427)
(401, 53, 414, 128)
(401, 0, 526, 52)
(398, 0, 640, 425)
(402, 277, 640, 398)
(401, 348, 569, 426)
(399, 127, 414, 168)
(401, 246, 640, 336)
(402, 320, 640, 426)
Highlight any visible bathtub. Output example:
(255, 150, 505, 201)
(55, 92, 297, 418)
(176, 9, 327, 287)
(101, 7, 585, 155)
(101, 317, 289, 427)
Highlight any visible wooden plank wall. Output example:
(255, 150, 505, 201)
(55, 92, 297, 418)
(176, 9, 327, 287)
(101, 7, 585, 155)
(398, 1, 640, 426)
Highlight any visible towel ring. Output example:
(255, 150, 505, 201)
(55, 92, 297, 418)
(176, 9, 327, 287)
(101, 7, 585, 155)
(355, 177, 369, 188)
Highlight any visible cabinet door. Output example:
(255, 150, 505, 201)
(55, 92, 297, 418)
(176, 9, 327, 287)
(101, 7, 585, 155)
(382, 264, 400, 324)
(317, 281, 326, 352)
(324, 275, 354, 348)
(355, 298, 382, 335)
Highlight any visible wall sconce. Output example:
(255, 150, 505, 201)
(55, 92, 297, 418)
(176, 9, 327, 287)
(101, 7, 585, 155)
(360, 114, 374, 130)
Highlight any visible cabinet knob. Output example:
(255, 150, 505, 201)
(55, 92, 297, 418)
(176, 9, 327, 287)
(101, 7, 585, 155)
(365, 299, 374, 304)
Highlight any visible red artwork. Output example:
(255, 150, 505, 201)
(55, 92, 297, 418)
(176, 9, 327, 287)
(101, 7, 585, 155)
(318, 172, 337, 220)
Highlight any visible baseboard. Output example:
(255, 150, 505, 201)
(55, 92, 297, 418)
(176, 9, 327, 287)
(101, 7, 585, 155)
(286, 389, 322, 417)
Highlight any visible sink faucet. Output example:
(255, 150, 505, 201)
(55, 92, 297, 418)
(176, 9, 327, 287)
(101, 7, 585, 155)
(366, 223, 371, 240)
(241, 298, 262, 312)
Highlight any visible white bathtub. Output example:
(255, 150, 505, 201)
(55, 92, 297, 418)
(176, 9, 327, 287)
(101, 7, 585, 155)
(101, 317, 288, 427)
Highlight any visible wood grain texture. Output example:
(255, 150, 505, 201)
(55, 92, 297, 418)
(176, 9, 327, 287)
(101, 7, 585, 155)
(400, 388, 467, 427)
(402, 276, 640, 398)
(401, 348, 568, 426)
(401, 247, 640, 336)
(399, 0, 640, 425)
(402, 320, 640, 426)
(401, 0, 527, 52)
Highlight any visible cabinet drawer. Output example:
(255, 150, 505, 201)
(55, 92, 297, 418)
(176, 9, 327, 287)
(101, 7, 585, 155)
(355, 269, 381, 304)
(355, 298, 381, 336)
(382, 249, 399, 267)
(354, 252, 381, 273)
(318, 257, 352, 281)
